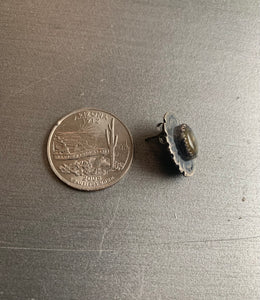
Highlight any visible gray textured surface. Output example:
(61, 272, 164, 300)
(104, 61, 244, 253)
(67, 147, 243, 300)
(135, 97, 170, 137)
(0, 1, 260, 299)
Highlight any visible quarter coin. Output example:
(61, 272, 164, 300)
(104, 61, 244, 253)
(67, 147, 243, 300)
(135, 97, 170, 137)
(47, 108, 133, 191)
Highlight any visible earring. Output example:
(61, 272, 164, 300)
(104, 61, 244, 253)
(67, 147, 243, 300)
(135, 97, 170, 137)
(146, 112, 198, 176)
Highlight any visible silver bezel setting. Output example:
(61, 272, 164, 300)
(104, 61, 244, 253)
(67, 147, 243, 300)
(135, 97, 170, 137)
(163, 112, 195, 176)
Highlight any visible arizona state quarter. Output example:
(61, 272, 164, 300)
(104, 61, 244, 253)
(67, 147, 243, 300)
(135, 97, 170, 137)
(47, 108, 133, 191)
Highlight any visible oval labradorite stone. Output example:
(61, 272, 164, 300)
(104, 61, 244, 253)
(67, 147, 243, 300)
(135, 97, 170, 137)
(174, 124, 198, 161)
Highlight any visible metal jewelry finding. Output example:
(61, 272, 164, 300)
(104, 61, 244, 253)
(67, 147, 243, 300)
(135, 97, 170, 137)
(146, 112, 198, 176)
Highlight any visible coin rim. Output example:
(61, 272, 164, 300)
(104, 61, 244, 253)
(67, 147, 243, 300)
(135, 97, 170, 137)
(47, 108, 134, 191)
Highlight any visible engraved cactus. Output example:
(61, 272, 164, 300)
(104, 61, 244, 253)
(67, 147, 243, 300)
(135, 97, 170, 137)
(105, 118, 118, 169)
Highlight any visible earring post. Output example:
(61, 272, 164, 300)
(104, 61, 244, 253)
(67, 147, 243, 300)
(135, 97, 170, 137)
(145, 134, 161, 142)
